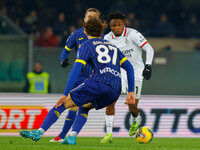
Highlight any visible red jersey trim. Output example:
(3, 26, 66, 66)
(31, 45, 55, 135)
(112, 27, 126, 39)
(123, 28, 127, 36)
(140, 41, 148, 48)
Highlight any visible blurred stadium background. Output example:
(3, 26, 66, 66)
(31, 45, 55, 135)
(0, 0, 200, 143)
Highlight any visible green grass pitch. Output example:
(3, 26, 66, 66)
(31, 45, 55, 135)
(0, 136, 199, 150)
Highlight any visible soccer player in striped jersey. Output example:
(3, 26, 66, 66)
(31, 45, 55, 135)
(49, 8, 102, 142)
(101, 12, 154, 143)
(20, 17, 135, 145)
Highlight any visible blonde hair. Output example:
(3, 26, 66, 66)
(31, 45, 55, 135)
(85, 8, 100, 17)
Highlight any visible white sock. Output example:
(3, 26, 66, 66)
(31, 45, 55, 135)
(69, 131, 78, 137)
(105, 115, 114, 134)
(38, 128, 45, 135)
(132, 113, 140, 123)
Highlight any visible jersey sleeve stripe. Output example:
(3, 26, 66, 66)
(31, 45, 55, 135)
(140, 41, 148, 48)
(75, 59, 86, 66)
(65, 45, 72, 51)
(120, 57, 128, 66)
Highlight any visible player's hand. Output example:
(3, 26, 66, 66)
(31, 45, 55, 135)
(55, 95, 67, 108)
(143, 64, 152, 80)
(61, 58, 70, 68)
(126, 92, 135, 105)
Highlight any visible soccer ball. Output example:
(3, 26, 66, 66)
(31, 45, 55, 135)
(135, 126, 153, 144)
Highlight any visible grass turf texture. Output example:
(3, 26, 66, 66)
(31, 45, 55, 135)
(0, 137, 199, 150)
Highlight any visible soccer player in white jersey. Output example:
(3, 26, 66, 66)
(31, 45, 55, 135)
(101, 12, 154, 143)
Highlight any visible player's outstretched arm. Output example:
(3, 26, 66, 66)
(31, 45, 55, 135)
(121, 59, 135, 104)
(121, 59, 135, 92)
(63, 62, 83, 96)
(121, 60, 135, 105)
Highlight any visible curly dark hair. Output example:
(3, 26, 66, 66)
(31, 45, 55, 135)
(84, 17, 107, 37)
(107, 12, 127, 24)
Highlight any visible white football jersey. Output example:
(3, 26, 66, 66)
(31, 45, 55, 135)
(104, 27, 148, 81)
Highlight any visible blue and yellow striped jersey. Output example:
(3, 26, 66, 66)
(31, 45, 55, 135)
(75, 38, 127, 93)
(65, 28, 87, 52)
(64, 28, 92, 76)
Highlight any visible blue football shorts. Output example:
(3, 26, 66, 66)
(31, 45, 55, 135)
(70, 78, 120, 110)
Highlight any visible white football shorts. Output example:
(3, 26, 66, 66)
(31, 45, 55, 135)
(121, 69, 143, 100)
